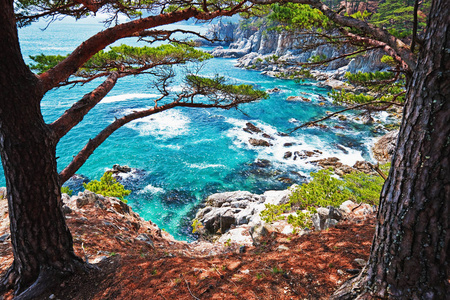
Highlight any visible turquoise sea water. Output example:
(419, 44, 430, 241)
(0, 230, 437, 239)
(3, 19, 386, 240)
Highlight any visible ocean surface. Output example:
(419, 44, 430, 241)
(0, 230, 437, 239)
(3, 18, 390, 240)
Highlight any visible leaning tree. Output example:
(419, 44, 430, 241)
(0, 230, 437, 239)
(0, 0, 267, 298)
(251, 0, 449, 298)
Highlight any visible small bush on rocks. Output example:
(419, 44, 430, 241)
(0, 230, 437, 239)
(260, 165, 389, 229)
(61, 186, 73, 196)
(83, 172, 130, 202)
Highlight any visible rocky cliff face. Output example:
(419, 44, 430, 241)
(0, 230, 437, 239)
(204, 23, 389, 80)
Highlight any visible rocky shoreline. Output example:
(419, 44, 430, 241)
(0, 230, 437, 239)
(72, 118, 396, 248)
(189, 126, 397, 246)
(193, 188, 376, 246)
(0, 122, 392, 257)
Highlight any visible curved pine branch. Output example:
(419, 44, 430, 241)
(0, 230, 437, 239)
(59, 97, 251, 183)
(59, 74, 267, 182)
(50, 72, 119, 140)
(38, 2, 247, 92)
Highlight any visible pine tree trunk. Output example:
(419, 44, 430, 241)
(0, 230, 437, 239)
(0, 1, 83, 297)
(332, 0, 449, 298)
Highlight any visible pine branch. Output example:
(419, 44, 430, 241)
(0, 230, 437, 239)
(38, 3, 248, 92)
(133, 29, 219, 45)
(288, 99, 404, 134)
(59, 77, 266, 182)
(50, 72, 119, 140)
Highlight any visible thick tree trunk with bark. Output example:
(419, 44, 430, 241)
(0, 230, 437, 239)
(0, 1, 83, 297)
(332, 0, 449, 298)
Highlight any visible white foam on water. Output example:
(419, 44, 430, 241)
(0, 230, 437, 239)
(374, 111, 390, 123)
(137, 184, 165, 195)
(190, 138, 215, 144)
(168, 86, 184, 93)
(102, 93, 160, 104)
(161, 144, 182, 150)
(225, 117, 370, 174)
(124, 108, 190, 138)
(223, 76, 266, 84)
(188, 163, 227, 170)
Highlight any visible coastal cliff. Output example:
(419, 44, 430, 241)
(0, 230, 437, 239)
(202, 21, 389, 82)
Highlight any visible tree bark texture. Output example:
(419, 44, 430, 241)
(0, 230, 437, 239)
(332, 0, 449, 298)
(0, 0, 82, 295)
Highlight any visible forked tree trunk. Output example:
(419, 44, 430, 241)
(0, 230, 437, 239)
(332, 0, 449, 298)
(0, 1, 83, 297)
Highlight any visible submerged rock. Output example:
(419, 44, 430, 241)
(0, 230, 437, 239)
(252, 159, 271, 168)
(243, 122, 262, 134)
(249, 138, 271, 147)
(64, 174, 90, 193)
(267, 87, 281, 93)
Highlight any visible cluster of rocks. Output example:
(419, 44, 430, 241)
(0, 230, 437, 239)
(242, 121, 382, 177)
(105, 164, 147, 186)
(62, 190, 140, 221)
(107, 164, 132, 174)
(194, 189, 291, 235)
(286, 95, 310, 102)
(283, 149, 322, 160)
(194, 188, 376, 246)
(244, 122, 275, 148)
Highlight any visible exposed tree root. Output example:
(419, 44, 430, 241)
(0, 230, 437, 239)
(330, 267, 373, 300)
(14, 267, 60, 300)
(1, 259, 94, 300)
(0, 263, 17, 294)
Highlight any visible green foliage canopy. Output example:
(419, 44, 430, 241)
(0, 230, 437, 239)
(268, 3, 331, 32)
(184, 74, 268, 103)
(370, 0, 429, 39)
(30, 44, 212, 76)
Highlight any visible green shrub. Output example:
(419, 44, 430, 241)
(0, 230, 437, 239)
(287, 207, 316, 229)
(260, 165, 389, 229)
(83, 172, 130, 202)
(61, 186, 73, 196)
(260, 203, 291, 223)
(342, 172, 384, 205)
(308, 54, 327, 63)
(290, 169, 351, 209)
(191, 219, 204, 233)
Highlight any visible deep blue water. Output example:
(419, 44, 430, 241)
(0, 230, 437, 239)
(3, 19, 387, 240)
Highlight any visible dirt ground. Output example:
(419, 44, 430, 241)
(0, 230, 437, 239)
(0, 197, 375, 300)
